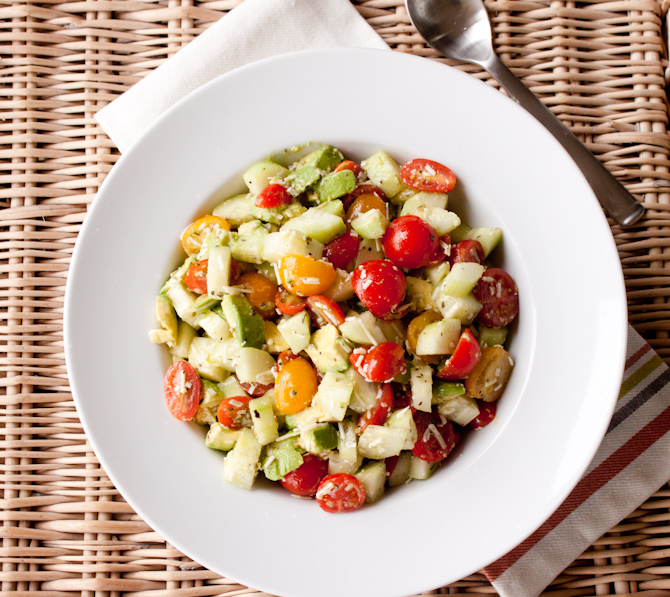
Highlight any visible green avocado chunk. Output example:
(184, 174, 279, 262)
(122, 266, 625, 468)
(296, 145, 343, 172)
(221, 294, 265, 349)
(313, 170, 356, 203)
(262, 437, 304, 481)
(307, 424, 338, 451)
(288, 166, 322, 194)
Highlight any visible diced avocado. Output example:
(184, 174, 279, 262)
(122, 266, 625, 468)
(221, 295, 265, 349)
(195, 380, 226, 426)
(346, 367, 380, 413)
(235, 347, 275, 386)
(156, 295, 178, 344)
(437, 394, 480, 426)
(433, 381, 466, 401)
(262, 437, 304, 481)
(358, 425, 407, 460)
(249, 394, 279, 445)
(312, 170, 356, 203)
(223, 427, 262, 490)
(410, 359, 433, 412)
(386, 407, 418, 450)
(304, 324, 351, 373)
(301, 423, 338, 455)
(249, 201, 306, 226)
(339, 310, 386, 345)
(212, 193, 257, 228)
(264, 320, 290, 354)
(280, 205, 346, 244)
(415, 319, 461, 356)
(439, 262, 485, 297)
(206, 422, 241, 451)
(287, 165, 322, 194)
(285, 405, 324, 431)
(409, 454, 439, 480)
(387, 451, 412, 487)
(229, 227, 268, 264)
(312, 370, 353, 422)
(434, 293, 482, 325)
(321, 268, 355, 302)
(355, 461, 386, 503)
(317, 200, 345, 218)
(406, 277, 438, 313)
(198, 311, 230, 342)
(337, 418, 358, 464)
(361, 150, 405, 198)
(165, 281, 200, 328)
(479, 325, 508, 348)
(169, 320, 197, 360)
(261, 230, 324, 263)
(220, 375, 249, 399)
(277, 310, 311, 354)
(187, 336, 227, 382)
(351, 208, 388, 240)
(400, 192, 448, 215)
(243, 160, 290, 195)
(464, 227, 503, 257)
(295, 145, 343, 172)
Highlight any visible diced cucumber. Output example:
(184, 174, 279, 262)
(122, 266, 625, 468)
(304, 324, 351, 373)
(386, 406, 418, 450)
(276, 310, 311, 354)
(437, 394, 480, 426)
(195, 381, 226, 425)
(328, 451, 362, 475)
(212, 193, 256, 228)
(449, 222, 471, 243)
(261, 230, 324, 263)
(192, 295, 219, 313)
(312, 370, 353, 422)
(439, 262, 485, 297)
(188, 336, 227, 382)
(209, 337, 243, 372)
(433, 293, 482, 325)
(249, 394, 279, 445)
(223, 427, 262, 490)
(399, 192, 448, 216)
(361, 150, 405, 197)
(336, 419, 358, 464)
(206, 245, 231, 299)
(321, 268, 355, 302)
(345, 368, 381, 413)
(410, 359, 433, 412)
(165, 281, 200, 328)
(295, 145, 343, 172)
(169, 320, 197, 359)
(220, 375, 249, 399)
(229, 229, 268, 264)
(416, 205, 461, 236)
(464, 227, 503, 257)
(409, 454, 439, 480)
(243, 160, 290, 195)
(432, 381, 466, 401)
(262, 437, 304, 481)
(156, 295, 178, 345)
(280, 205, 346, 244)
(358, 425, 407, 459)
(235, 347, 275, 386)
(317, 200, 345, 218)
(264, 320, 290, 354)
(406, 277, 438, 313)
(352, 238, 384, 269)
(249, 201, 306, 226)
(198, 311, 231, 342)
(339, 310, 386, 345)
(312, 170, 356, 203)
(285, 405, 324, 431)
(378, 319, 406, 346)
(351, 208, 388, 240)
(416, 318, 461, 355)
(206, 422, 241, 451)
(355, 461, 386, 503)
(300, 424, 338, 455)
(422, 262, 450, 287)
(479, 325, 508, 348)
(387, 451, 412, 487)
(221, 294, 265, 349)
(196, 225, 230, 262)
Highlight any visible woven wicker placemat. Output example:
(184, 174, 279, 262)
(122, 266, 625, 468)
(3, 0, 670, 595)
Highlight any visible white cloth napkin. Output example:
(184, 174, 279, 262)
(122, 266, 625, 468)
(95, 0, 388, 153)
(94, 2, 670, 597)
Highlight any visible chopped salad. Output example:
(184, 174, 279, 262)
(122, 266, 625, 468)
(150, 145, 518, 513)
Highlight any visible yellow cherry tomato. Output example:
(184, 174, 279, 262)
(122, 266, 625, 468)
(274, 357, 318, 415)
(278, 255, 336, 297)
(180, 215, 230, 256)
(406, 310, 441, 364)
(237, 272, 278, 319)
(344, 194, 387, 227)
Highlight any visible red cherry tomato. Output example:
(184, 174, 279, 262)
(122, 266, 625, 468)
(342, 184, 386, 211)
(400, 158, 457, 193)
(470, 401, 497, 430)
(239, 381, 273, 397)
(473, 268, 519, 327)
(391, 383, 413, 410)
(323, 231, 361, 270)
(279, 454, 329, 497)
(356, 383, 395, 433)
(163, 361, 201, 421)
(216, 396, 253, 429)
(306, 295, 345, 327)
(436, 329, 482, 381)
(385, 455, 399, 480)
(354, 342, 406, 383)
(229, 259, 241, 285)
(449, 239, 485, 266)
(277, 349, 300, 366)
(351, 259, 406, 320)
(335, 160, 364, 178)
(316, 473, 366, 513)
(184, 259, 208, 295)
(255, 183, 293, 209)
(382, 215, 440, 269)
(412, 409, 459, 462)
(425, 234, 451, 266)
(275, 287, 307, 315)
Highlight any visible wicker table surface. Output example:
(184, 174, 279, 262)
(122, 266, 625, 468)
(3, 0, 670, 595)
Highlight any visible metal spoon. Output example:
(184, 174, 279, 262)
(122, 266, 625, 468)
(406, 0, 644, 227)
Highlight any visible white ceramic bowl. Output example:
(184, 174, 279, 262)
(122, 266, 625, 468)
(64, 48, 627, 597)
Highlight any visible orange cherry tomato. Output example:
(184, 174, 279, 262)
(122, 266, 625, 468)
(184, 259, 208, 294)
(464, 346, 514, 402)
(335, 160, 365, 178)
(180, 215, 230, 257)
(277, 349, 300, 366)
(237, 272, 278, 319)
(344, 194, 387, 227)
(274, 356, 318, 415)
(275, 287, 307, 315)
(277, 255, 336, 297)
(164, 361, 201, 421)
(217, 396, 253, 429)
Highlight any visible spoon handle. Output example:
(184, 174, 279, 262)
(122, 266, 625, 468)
(484, 54, 644, 227)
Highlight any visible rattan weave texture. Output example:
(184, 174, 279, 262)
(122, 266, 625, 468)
(2, 0, 670, 595)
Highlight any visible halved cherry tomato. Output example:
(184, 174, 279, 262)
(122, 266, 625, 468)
(164, 361, 201, 421)
(356, 383, 394, 433)
(426, 234, 451, 267)
(436, 329, 482, 381)
(306, 295, 345, 327)
(280, 454, 329, 497)
(275, 287, 307, 315)
(465, 346, 514, 402)
(470, 401, 496, 430)
(239, 381, 273, 397)
(351, 342, 406, 383)
(341, 184, 386, 211)
(323, 231, 361, 270)
(400, 158, 457, 193)
(180, 215, 230, 256)
(391, 382, 413, 410)
(216, 395, 253, 429)
(449, 239, 485, 266)
(255, 183, 293, 209)
(382, 215, 439, 270)
(334, 160, 364, 178)
(274, 356, 318, 415)
(473, 268, 519, 327)
(351, 259, 406, 320)
(385, 455, 399, 480)
(278, 255, 336, 297)
(412, 409, 459, 462)
(277, 349, 300, 366)
(344, 193, 387, 228)
(184, 259, 208, 295)
(316, 473, 366, 513)
(237, 272, 278, 319)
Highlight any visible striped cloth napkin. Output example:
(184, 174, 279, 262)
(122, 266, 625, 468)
(94, 1, 670, 595)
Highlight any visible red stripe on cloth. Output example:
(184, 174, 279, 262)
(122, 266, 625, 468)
(484, 402, 670, 581)
(625, 343, 651, 370)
